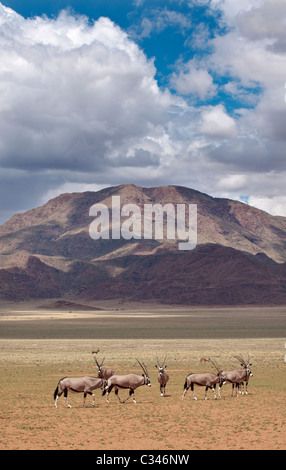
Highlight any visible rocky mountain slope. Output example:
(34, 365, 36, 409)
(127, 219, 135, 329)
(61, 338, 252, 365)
(0, 184, 286, 305)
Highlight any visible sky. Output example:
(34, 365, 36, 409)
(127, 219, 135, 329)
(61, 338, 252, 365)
(0, 0, 286, 224)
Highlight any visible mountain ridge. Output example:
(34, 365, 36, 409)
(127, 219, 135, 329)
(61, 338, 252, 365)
(1, 184, 286, 305)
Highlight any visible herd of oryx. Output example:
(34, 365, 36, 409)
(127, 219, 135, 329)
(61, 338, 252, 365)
(54, 353, 253, 408)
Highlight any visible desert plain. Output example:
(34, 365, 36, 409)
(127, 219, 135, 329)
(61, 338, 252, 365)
(0, 301, 285, 450)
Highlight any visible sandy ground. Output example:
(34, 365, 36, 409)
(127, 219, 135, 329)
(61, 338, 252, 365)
(0, 337, 285, 450)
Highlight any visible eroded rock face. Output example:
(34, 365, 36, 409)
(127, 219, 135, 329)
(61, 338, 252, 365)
(1, 184, 286, 304)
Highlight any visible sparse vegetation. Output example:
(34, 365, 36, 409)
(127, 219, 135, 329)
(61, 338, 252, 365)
(0, 305, 285, 450)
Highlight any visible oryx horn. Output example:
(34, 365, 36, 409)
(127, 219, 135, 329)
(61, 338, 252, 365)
(156, 354, 167, 368)
(136, 359, 148, 376)
(234, 354, 247, 366)
(208, 357, 221, 373)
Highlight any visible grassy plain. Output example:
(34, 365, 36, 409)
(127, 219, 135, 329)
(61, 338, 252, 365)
(0, 303, 285, 450)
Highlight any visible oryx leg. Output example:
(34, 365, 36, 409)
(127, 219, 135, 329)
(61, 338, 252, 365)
(231, 383, 238, 397)
(55, 391, 62, 409)
(191, 384, 197, 401)
(105, 384, 114, 403)
(114, 388, 123, 403)
(123, 389, 136, 404)
(182, 386, 188, 400)
(64, 389, 72, 408)
(204, 386, 209, 400)
(231, 383, 235, 397)
(83, 391, 95, 408)
(212, 385, 217, 400)
(54, 384, 64, 408)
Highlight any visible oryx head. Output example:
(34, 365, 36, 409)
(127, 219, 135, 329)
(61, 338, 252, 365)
(137, 359, 151, 387)
(94, 356, 105, 377)
(234, 354, 253, 377)
(155, 355, 167, 376)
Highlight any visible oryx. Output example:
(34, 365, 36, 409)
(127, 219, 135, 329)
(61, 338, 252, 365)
(102, 359, 151, 404)
(93, 356, 115, 380)
(54, 376, 106, 408)
(221, 355, 253, 397)
(182, 358, 226, 401)
(155, 355, 169, 397)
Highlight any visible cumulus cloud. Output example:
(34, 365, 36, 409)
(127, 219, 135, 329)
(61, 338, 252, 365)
(0, 4, 175, 175)
(217, 174, 248, 191)
(210, 0, 264, 20)
(199, 0, 286, 208)
(198, 105, 238, 138)
(0, 1, 286, 223)
(170, 60, 217, 100)
(248, 195, 286, 217)
(0, 3, 184, 222)
(128, 6, 191, 39)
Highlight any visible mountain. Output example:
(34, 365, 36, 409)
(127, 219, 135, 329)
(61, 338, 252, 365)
(82, 244, 286, 306)
(0, 184, 286, 305)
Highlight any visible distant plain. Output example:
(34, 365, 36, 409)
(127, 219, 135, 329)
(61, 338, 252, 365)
(0, 302, 285, 339)
(0, 302, 285, 450)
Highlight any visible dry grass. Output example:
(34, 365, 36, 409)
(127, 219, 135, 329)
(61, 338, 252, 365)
(0, 304, 285, 450)
(0, 337, 284, 367)
(0, 337, 285, 450)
